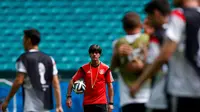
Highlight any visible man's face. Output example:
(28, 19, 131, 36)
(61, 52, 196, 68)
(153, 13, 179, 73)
(143, 19, 155, 35)
(147, 10, 165, 29)
(90, 52, 100, 61)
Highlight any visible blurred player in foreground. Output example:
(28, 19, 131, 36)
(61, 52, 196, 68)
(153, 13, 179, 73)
(111, 12, 149, 112)
(130, 0, 200, 112)
(66, 44, 114, 112)
(142, 0, 171, 112)
(1, 29, 63, 112)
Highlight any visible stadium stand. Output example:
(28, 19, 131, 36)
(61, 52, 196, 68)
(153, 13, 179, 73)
(0, 0, 150, 73)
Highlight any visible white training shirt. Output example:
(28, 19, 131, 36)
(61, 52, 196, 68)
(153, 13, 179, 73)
(166, 8, 200, 97)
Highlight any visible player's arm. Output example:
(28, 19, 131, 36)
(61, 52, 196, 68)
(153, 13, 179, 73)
(107, 82, 114, 104)
(51, 57, 63, 111)
(133, 39, 177, 87)
(132, 9, 185, 87)
(52, 75, 62, 108)
(2, 60, 26, 112)
(125, 45, 148, 72)
(66, 79, 73, 98)
(66, 68, 84, 96)
(4, 72, 24, 104)
(130, 9, 185, 97)
(106, 69, 114, 110)
(110, 42, 120, 71)
(66, 68, 84, 108)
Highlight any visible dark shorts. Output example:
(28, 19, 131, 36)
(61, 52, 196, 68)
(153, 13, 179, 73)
(84, 104, 107, 112)
(168, 95, 200, 112)
(121, 103, 145, 112)
(147, 108, 168, 112)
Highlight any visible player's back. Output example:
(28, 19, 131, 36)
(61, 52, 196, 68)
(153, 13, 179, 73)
(17, 50, 54, 111)
(114, 33, 149, 85)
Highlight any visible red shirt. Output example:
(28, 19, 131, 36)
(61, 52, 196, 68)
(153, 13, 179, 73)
(72, 62, 114, 105)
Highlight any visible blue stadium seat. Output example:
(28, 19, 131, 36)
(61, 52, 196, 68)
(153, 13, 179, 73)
(0, 0, 150, 70)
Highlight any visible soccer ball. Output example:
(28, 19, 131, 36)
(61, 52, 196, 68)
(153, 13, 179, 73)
(72, 80, 86, 94)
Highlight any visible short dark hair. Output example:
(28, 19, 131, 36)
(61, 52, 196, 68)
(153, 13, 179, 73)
(122, 12, 141, 30)
(24, 29, 40, 45)
(173, 0, 183, 7)
(88, 44, 102, 54)
(144, 0, 171, 16)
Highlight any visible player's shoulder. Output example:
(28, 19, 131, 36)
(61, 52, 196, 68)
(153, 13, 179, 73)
(81, 62, 90, 68)
(171, 8, 186, 22)
(39, 51, 55, 62)
(100, 62, 109, 69)
(139, 33, 149, 40)
(134, 33, 149, 44)
(114, 36, 128, 47)
(16, 52, 28, 62)
(113, 36, 126, 43)
(39, 51, 51, 57)
(117, 36, 127, 42)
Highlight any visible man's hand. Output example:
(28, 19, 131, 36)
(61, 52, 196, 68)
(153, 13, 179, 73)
(1, 101, 8, 112)
(66, 97, 72, 108)
(129, 82, 141, 98)
(118, 44, 133, 56)
(56, 106, 63, 112)
(108, 104, 114, 112)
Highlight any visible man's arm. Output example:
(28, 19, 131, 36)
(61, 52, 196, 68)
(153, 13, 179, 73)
(66, 68, 84, 108)
(107, 82, 114, 112)
(66, 68, 84, 96)
(66, 79, 74, 97)
(2, 72, 24, 112)
(52, 75, 62, 108)
(125, 45, 148, 72)
(107, 82, 114, 103)
(130, 39, 177, 95)
(105, 69, 114, 104)
(5, 72, 24, 103)
(110, 46, 120, 71)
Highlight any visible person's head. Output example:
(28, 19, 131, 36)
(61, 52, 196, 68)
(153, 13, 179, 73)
(88, 44, 102, 62)
(173, 0, 199, 7)
(143, 18, 155, 36)
(23, 29, 40, 51)
(122, 12, 142, 34)
(144, 0, 170, 29)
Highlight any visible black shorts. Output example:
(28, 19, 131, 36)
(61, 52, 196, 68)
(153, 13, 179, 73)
(121, 103, 145, 112)
(84, 104, 107, 112)
(147, 108, 168, 112)
(168, 95, 200, 112)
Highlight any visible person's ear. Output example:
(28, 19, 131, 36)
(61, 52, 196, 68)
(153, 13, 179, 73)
(26, 38, 32, 45)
